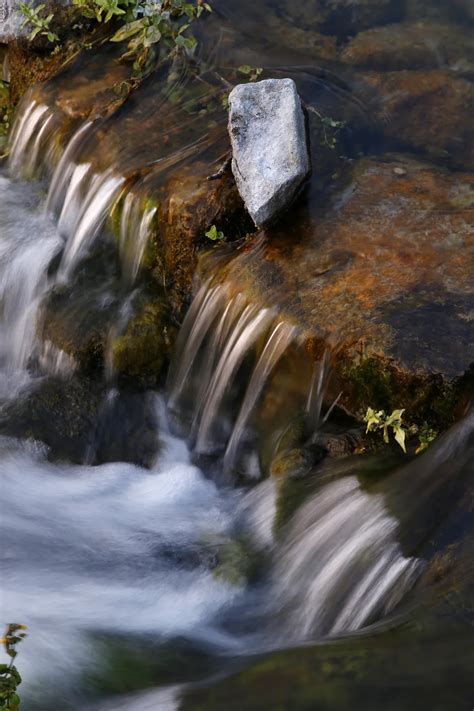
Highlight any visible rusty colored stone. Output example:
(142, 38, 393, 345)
(213, 156, 474, 427)
(360, 69, 474, 169)
(340, 21, 474, 72)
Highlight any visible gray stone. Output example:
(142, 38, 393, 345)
(0, 0, 69, 43)
(0, 0, 28, 42)
(228, 78, 310, 227)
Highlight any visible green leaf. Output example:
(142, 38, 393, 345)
(385, 408, 405, 427)
(238, 64, 252, 75)
(111, 17, 145, 40)
(364, 407, 384, 433)
(175, 33, 196, 49)
(205, 224, 225, 242)
(393, 425, 407, 453)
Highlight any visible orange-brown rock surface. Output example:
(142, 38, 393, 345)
(210, 156, 474, 425)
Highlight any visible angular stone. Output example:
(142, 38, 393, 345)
(0, 0, 28, 43)
(228, 78, 310, 227)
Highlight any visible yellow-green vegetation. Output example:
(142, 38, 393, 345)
(18, 0, 212, 76)
(364, 407, 438, 454)
(19, 2, 59, 43)
(0, 625, 27, 711)
(205, 224, 226, 242)
(238, 64, 263, 82)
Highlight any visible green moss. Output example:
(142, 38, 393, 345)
(342, 354, 473, 433)
(111, 297, 175, 387)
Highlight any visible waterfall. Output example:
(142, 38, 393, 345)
(55, 167, 125, 281)
(272, 476, 421, 639)
(8, 97, 53, 178)
(0, 174, 62, 399)
(118, 191, 157, 285)
(167, 279, 306, 477)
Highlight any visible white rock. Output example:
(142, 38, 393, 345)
(228, 78, 310, 227)
(0, 0, 28, 42)
(0, 0, 68, 43)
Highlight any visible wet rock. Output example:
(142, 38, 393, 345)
(90, 389, 161, 468)
(341, 21, 474, 71)
(0, 376, 104, 463)
(361, 69, 474, 170)
(111, 295, 175, 389)
(154, 161, 250, 318)
(271, 445, 326, 479)
(276, 0, 402, 36)
(228, 79, 310, 227)
(218, 156, 474, 429)
(453, 0, 474, 21)
(38, 243, 122, 372)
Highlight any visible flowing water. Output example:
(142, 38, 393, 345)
(1, 1, 473, 709)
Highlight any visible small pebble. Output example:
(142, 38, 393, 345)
(393, 167, 407, 176)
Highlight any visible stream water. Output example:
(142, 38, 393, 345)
(1, 1, 474, 709)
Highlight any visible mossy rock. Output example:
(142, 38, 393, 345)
(38, 242, 122, 373)
(111, 294, 176, 389)
(91, 388, 161, 468)
(0, 375, 104, 463)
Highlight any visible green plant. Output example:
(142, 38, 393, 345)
(0, 624, 27, 710)
(205, 224, 226, 242)
(306, 106, 345, 149)
(19, 2, 59, 42)
(364, 407, 408, 453)
(416, 422, 438, 454)
(72, 0, 212, 74)
(238, 64, 263, 82)
(72, 0, 136, 22)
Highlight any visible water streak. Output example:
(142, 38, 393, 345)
(57, 167, 125, 280)
(0, 173, 62, 399)
(119, 192, 157, 284)
(273, 477, 421, 639)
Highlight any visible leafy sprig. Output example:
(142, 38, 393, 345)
(19, 2, 59, 42)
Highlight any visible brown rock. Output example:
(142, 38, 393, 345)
(361, 69, 474, 169)
(214, 156, 474, 426)
(341, 21, 474, 71)
(275, 0, 402, 36)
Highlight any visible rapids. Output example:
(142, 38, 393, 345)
(0, 165, 436, 708)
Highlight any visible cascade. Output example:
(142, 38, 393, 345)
(272, 476, 421, 639)
(167, 279, 309, 477)
(0, 174, 62, 398)
(1, 45, 471, 710)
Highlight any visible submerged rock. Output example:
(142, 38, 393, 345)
(361, 69, 474, 169)
(341, 21, 474, 71)
(228, 78, 310, 227)
(276, 0, 402, 36)
(0, 376, 104, 463)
